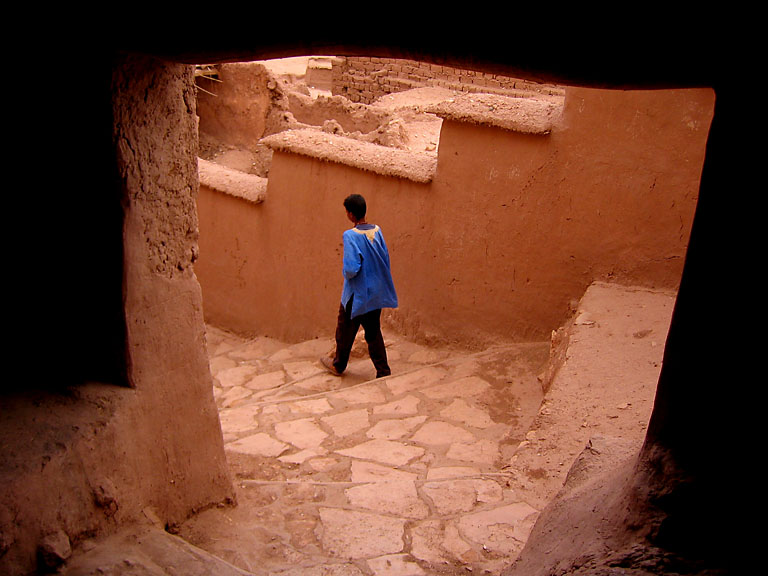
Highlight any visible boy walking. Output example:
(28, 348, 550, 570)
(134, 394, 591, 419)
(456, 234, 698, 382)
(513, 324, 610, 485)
(321, 194, 398, 378)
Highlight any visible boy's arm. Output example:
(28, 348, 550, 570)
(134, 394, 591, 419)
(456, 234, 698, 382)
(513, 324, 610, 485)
(379, 231, 392, 267)
(342, 233, 362, 279)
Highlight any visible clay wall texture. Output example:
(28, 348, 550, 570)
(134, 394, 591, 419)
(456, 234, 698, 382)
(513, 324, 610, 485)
(332, 56, 565, 104)
(0, 54, 235, 576)
(116, 55, 233, 531)
(197, 62, 275, 150)
(194, 86, 714, 347)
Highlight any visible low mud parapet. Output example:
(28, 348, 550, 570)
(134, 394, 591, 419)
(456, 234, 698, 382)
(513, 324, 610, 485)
(260, 93, 561, 185)
(198, 158, 267, 204)
(261, 129, 438, 184)
(425, 93, 563, 135)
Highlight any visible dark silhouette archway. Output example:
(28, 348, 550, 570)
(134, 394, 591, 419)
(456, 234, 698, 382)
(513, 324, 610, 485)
(10, 22, 746, 574)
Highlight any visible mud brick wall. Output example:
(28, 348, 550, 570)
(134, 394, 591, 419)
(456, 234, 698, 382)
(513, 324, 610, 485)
(331, 56, 565, 104)
(196, 87, 715, 346)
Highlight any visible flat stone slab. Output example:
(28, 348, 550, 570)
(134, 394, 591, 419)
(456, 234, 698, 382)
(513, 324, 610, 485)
(296, 373, 342, 392)
(279, 448, 327, 464)
(321, 409, 371, 437)
(345, 479, 429, 519)
(349, 461, 418, 484)
(271, 564, 365, 576)
(421, 479, 477, 515)
(410, 520, 469, 565)
(283, 360, 321, 381)
(218, 386, 253, 408)
(218, 404, 261, 434)
(217, 365, 260, 388)
(284, 338, 334, 358)
(209, 356, 237, 373)
(286, 398, 334, 415)
(446, 439, 500, 464)
(421, 478, 503, 515)
(367, 553, 426, 575)
(331, 384, 387, 406)
(335, 439, 425, 466)
(373, 395, 421, 416)
(425, 466, 481, 480)
(274, 418, 328, 449)
(440, 398, 495, 429)
(226, 433, 289, 457)
(307, 457, 339, 472)
(366, 415, 427, 440)
(441, 523, 476, 563)
(385, 367, 447, 396)
(269, 348, 296, 362)
(411, 421, 476, 445)
(244, 370, 286, 391)
(317, 508, 406, 559)
(456, 501, 539, 556)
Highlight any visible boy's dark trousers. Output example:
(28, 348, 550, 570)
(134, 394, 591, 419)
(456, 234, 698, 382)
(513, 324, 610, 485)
(333, 297, 391, 378)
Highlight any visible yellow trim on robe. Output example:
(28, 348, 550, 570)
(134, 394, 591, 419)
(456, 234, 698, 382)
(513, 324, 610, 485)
(352, 225, 380, 243)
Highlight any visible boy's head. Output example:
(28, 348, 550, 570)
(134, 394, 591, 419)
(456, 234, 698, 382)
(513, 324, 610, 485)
(343, 194, 367, 221)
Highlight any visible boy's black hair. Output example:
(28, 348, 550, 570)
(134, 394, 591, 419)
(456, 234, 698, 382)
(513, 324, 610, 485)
(344, 194, 367, 220)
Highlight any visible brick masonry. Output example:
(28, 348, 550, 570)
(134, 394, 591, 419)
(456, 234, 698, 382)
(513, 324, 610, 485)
(331, 56, 565, 104)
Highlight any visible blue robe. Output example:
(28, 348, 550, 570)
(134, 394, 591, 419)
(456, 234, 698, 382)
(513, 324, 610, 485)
(341, 224, 398, 319)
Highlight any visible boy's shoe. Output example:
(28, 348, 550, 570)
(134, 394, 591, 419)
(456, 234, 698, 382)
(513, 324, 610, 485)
(321, 356, 342, 377)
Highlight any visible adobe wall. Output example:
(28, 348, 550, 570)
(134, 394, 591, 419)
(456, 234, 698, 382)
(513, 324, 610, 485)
(406, 86, 713, 343)
(332, 56, 566, 104)
(197, 155, 429, 341)
(195, 86, 713, 347)
(116, 54, 234, 529)
(196, 62, 277, 151)
(0, 54, 235, 575)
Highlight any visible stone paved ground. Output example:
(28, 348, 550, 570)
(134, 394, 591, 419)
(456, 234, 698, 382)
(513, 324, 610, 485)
(176, 283, 674, 576)
(180, 327, 550, 576)
(60, 283, 673, 575)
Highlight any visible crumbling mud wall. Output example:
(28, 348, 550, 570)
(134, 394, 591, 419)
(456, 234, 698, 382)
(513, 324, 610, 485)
(196, 62, 284, 152)
(0, 54, 234, 576)
(332, 56, 565, 104)
(194, 86, 714, 346)
(116, 54, 234, 528)
(195, 62, 415, 174)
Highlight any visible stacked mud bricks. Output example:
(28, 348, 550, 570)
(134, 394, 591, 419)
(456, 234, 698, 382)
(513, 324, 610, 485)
(331, 56, 564, 104)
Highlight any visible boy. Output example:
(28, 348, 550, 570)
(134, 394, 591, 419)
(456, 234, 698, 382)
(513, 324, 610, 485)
(321, 194, 398, 378)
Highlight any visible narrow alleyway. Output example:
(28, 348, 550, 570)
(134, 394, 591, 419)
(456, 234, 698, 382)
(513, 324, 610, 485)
(183, 326, 548, 575)
(176, 283, 674, 576)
